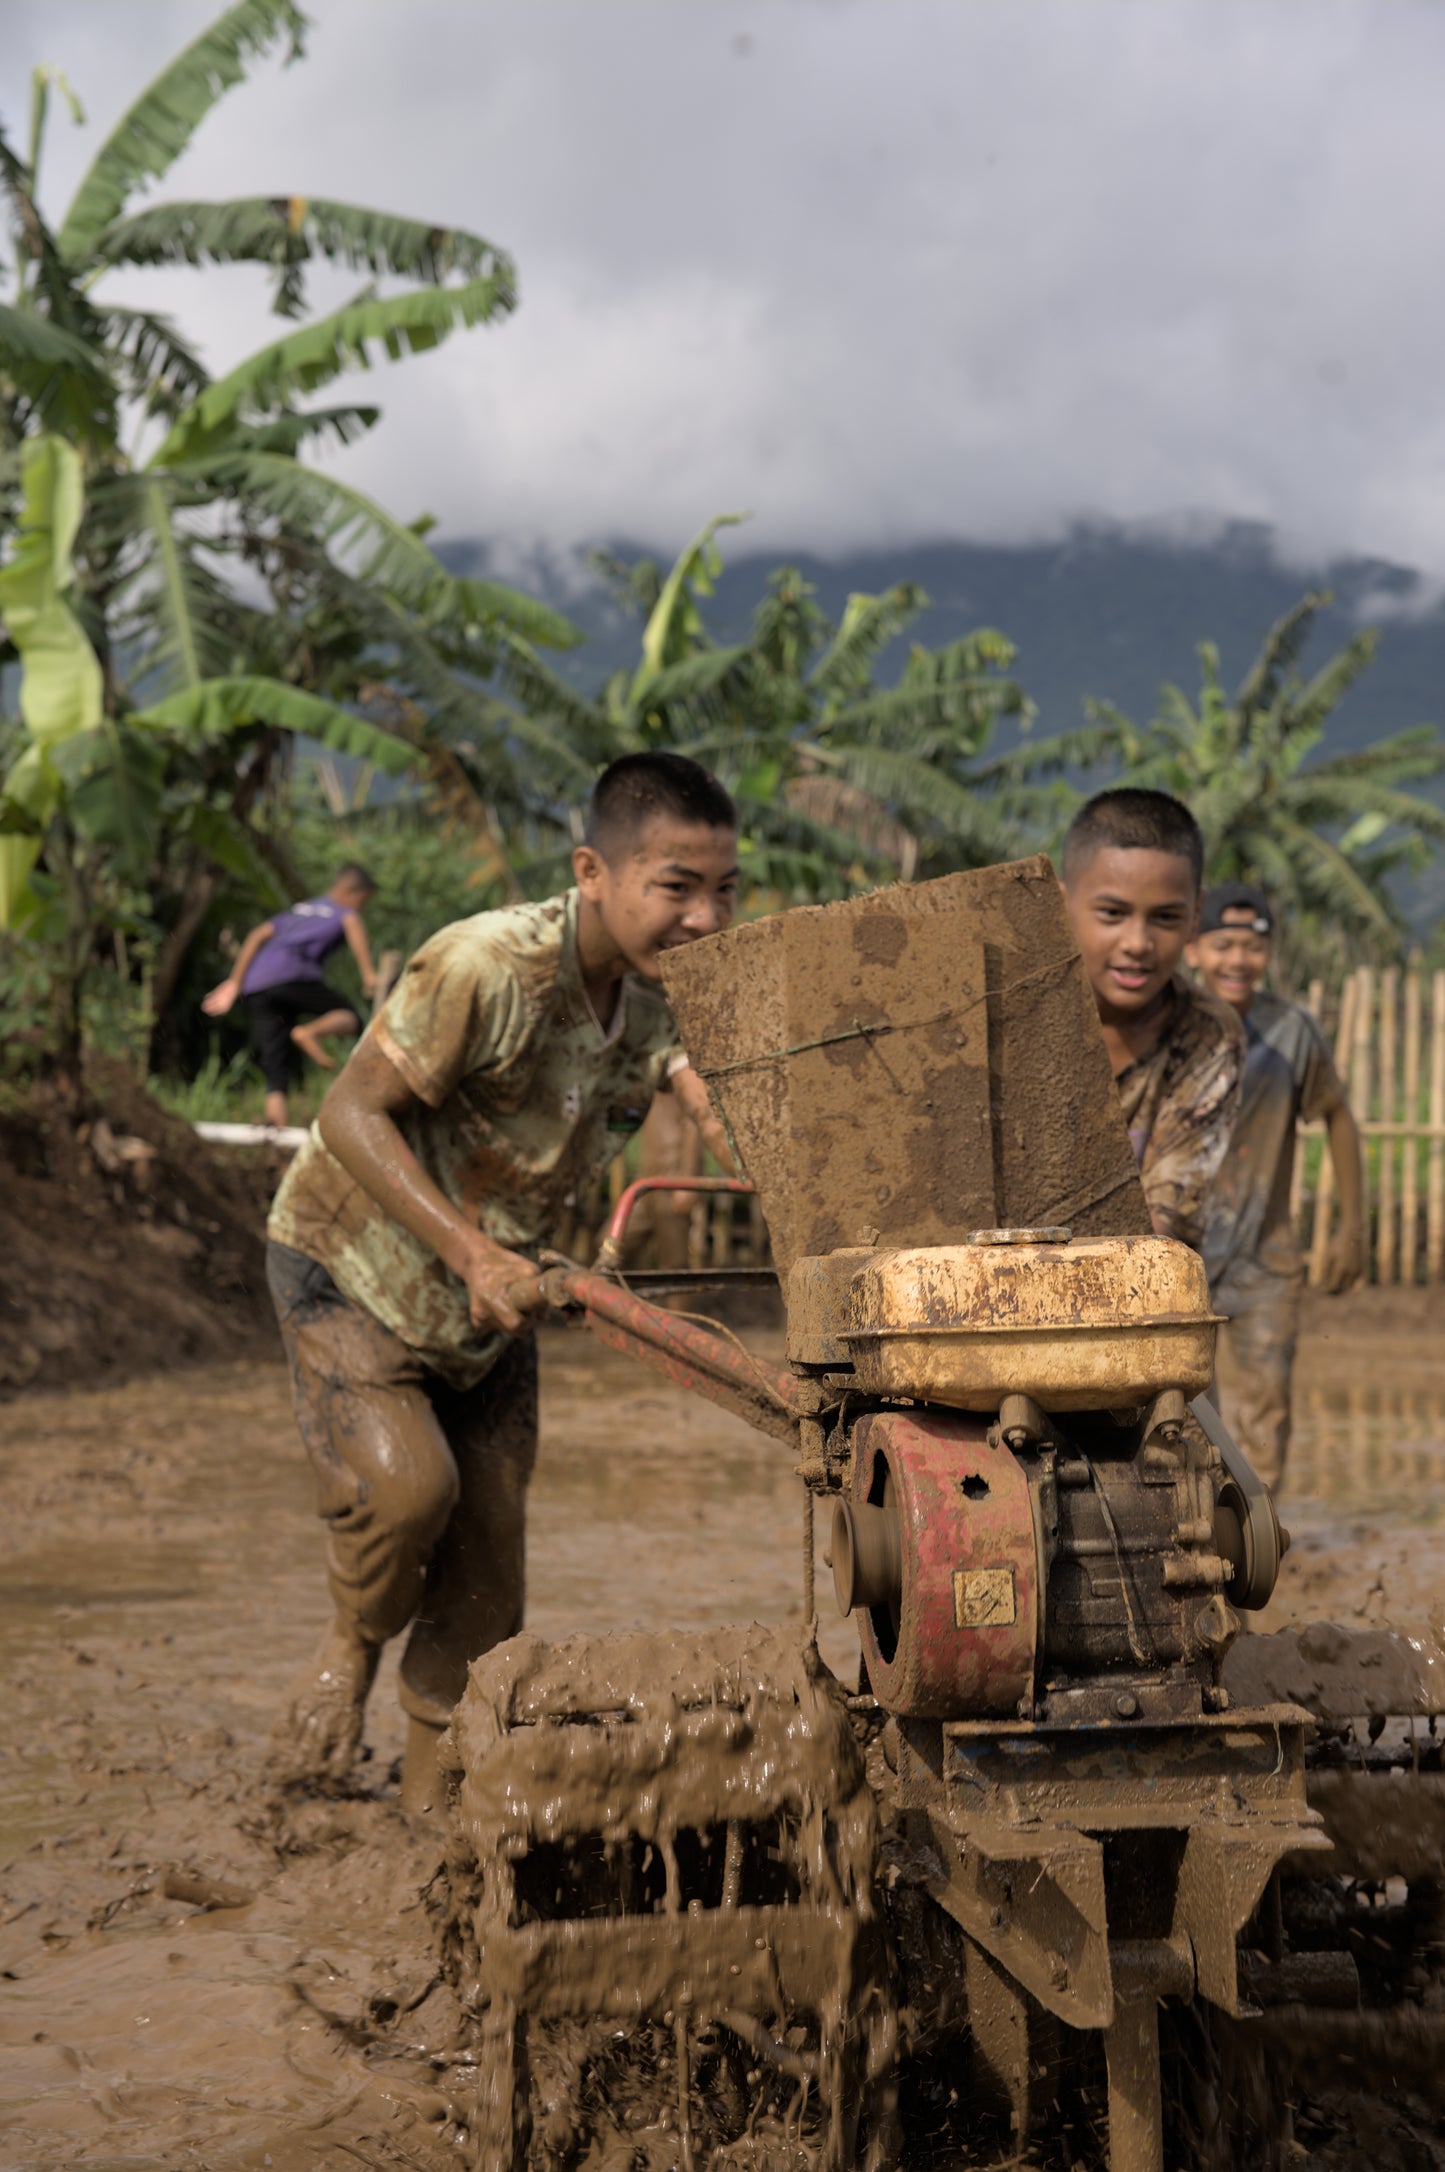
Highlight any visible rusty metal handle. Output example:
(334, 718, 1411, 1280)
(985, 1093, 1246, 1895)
(599, 1174, 755, 1262)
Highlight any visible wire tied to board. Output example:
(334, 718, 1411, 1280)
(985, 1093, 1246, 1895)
(691, 953, 1077, 1084)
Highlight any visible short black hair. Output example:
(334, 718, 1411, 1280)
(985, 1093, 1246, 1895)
(1061, 788, 1205, 889)
(335, 861, 377, 893)
(584, 751, 737, 862)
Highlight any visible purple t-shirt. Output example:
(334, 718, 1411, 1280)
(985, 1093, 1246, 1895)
(243, 897, 352, 995)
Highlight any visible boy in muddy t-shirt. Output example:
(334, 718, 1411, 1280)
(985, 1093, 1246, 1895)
(264, 752, 738, 1806)
(1188, 883, 1364, 1491)
(1060, 788, 1244, 1249)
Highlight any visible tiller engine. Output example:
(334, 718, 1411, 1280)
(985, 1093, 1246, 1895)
(790, 1221, 1313, 2168)
(437, 859, 1437, 2171)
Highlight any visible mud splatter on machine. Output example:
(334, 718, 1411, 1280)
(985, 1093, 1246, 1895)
(438, 858, 1445, 2171)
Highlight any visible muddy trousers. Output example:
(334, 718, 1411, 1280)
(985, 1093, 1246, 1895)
(266, 1242, 538, 1726)
(1210, 1259, 1302, 1493)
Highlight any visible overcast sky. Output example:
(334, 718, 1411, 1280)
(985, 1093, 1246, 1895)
(6, 0, 1445, 582)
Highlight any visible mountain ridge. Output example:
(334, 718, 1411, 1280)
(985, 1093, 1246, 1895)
(444, 522, 1445, 757)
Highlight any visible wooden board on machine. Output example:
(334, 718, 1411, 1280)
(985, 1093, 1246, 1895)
(661, 855, 1149, 1276)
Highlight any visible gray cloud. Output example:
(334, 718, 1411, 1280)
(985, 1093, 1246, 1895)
(6, 0, 1445, 576)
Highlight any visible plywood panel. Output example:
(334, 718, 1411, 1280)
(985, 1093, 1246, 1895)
(663, 857, 1148, 1274)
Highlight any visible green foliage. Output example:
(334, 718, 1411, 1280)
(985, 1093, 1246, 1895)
(526, 531, 1049, 900)
(0, 436, 102, 932)
(55, 0, 309, 265)
(153, 277, 514, 463)
(147, 1044, 265, 1122)
(132, 677, 417, 771)
(1048, 593, 1445, 963)
(0, 0, 571, 1087)
(147, 1043, 330, 1126)
(89, 193, 510, 318)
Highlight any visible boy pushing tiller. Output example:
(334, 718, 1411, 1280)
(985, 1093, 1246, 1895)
(1188, 883, 1364, 1492)
(1060, 788, 1245, 1249)
(264, 753, 737, 1806)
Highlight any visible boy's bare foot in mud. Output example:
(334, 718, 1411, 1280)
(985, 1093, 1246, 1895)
(290, 1022, 337, 1071)
(265, 1619, 380, 1789)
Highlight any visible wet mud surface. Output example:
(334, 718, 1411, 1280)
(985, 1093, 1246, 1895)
(0, 1325, 849, 2170)
(1, 1294, 1443, 2168)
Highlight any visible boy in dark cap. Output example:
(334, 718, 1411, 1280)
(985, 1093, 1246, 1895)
(1188, 882, 1364, 1491)
(1061, 789, 1244, 1249)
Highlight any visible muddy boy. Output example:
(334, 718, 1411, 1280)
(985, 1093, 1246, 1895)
(1188, 882, 1364, 1490)
(264, 753, 738, 1806)
(1060, 788, 1244, 1248)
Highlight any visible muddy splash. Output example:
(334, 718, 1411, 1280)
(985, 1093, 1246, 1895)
(439, 1624, 893, 2169)
(2, 1299, 1444, 2167)
(0, 1330, 845, 2169)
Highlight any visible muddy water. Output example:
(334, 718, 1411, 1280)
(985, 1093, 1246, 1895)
(1, 1305, 1442, 2167)
(0, 1324, 852, 2169)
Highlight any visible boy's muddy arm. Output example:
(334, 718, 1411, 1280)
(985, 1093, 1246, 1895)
(671, 1059, 735, 1173)
(318, 1038, 539, 1334)
(1322, 1100, 1366, 1294)
(201, 920, 274, 1016)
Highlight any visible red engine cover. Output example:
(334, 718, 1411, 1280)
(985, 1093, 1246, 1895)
(852, 1409, 1038, 1720)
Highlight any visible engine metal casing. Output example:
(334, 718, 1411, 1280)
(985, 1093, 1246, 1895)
(851, 1409, 1037, 1719)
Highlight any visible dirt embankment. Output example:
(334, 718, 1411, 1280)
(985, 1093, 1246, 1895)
(0, 1062, 283, 1398)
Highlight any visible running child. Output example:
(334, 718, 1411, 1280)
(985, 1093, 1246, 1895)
(203, 864, 379, 1129)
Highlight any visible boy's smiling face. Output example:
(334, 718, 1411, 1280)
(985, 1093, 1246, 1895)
(1064, 845, 1201, 1022)
(573, 815, 740, 981)
(1188, 912, 1272, 1013)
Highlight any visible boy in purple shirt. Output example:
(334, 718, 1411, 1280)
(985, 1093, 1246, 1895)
(204, 864, 379, 1127)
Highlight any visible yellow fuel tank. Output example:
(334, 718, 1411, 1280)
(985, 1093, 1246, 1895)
(840, 1229, 1218, 1411)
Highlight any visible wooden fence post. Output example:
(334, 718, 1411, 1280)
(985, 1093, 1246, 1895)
(1352, 969, 1374, 1281)
(1309, 971, 1359, 1286)
(1428, 973, 1445, 1282)
(1401, 967, 1422, 1286)
(1378, 967, 1398, 1284)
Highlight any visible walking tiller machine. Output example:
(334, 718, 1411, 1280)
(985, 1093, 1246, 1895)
(436, 858, 1443, 2171)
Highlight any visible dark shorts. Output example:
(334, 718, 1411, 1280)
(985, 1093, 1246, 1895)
(246, 977, 360, 1092)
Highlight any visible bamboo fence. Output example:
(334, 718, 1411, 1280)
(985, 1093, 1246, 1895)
(1294, 964, 1445, 1286)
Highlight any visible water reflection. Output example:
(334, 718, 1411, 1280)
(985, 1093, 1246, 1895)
(1230, 1379, 1445, 1520)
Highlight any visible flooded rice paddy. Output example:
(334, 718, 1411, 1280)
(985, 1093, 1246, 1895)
(0, 1298, 1441, 2167)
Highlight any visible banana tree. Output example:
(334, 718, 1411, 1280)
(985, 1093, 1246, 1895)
(521, 520, 1045, 900)
(1022, 593, 1445, 962)
(1, 0, 581, 1065)
(0, 434, 415, 1090)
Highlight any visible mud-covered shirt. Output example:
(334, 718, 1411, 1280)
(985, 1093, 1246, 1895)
(1200, 990, 1345, 1287)
(269, 890, 679, 1387)
(1114, 975, 1244, 1251)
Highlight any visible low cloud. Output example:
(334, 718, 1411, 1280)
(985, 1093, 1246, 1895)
(7, 0, 1445, 575)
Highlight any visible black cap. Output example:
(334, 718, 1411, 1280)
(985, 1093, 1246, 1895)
(1199, 882, 1273, 937)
